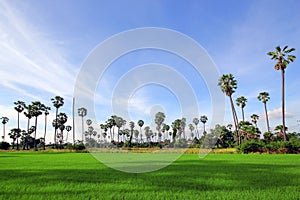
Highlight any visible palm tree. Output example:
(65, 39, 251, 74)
(267, 45, 296, 141)
(200, 115, 208, 135)
(250, 114, 259, 128)
(9, 128, 21, 150)
(77, 107, 87, 142)
(14, 101, 25, 133)
(171, 119, 181, 143)
(274, 125, 288, 140)
(188, 123, 195, 139)
(51, 96, 64, 146)
(193, 118, 199, 138)
(162, 124, 170, 140)
(31, 101, 44, 151)
(65, 125, 72, 142)
(42, 106, 51, 150)
(54, 112, 68, 148)
(137, 120, 144, 140)
(236, 96, 247, 121)
(154, 112, 166, 140)
(115, 116, 123, 143)
(1, 117, 9, 142)
(128, 121, 135, 146)
(24, 104, 33, 138)
(258, 92, 270, 133)
(180, 118, 186, 139)
(218, 74, 239, 143)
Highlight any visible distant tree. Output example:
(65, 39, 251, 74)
(137, 120, 144, 141)
(155, 112, 166, 141)
(268, 45, 296, 141)
(14, 101, 25, 134)
(258, 92, 270, 133)
(24, 104, 33, 140)
(31, 101, 44, 150)
(51, 96, 64, 146)
(200, 115, 208, 135)
(115, 116, 124, 143)
(65, 125, 72, 142)
(9, 128, 21, 150)
(236, 96, 247, 121)
(193, 118, 199, 138)
(42, 106, 51, 150)
(188, 123, 195, 139)
(128, 121, 135, 146)
(78, 107, 87, 142)
(1, 117, 9, 142)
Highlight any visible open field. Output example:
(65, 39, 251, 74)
(0, 153, 299, 200)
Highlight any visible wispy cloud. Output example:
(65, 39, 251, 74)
(0, 1, 77, 100)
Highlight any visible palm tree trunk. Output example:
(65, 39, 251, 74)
(242, 108, 245, 122)
(229, 96, 239, 144)
(54, 108, 58, 148)
(264, 102, 270, 132)
(281, 69, 287, 141)
(2, 124, 5, 142)
(81, 116, 84, 142)
(43, 115, 47, 150)
(72, 98, 75, 146)
(34, 117, 38, 151)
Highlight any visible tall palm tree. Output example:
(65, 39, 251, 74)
(137, 120, 144, 140)
(258, 92, 270, 133)
(188, 123, 195, 139)
(218, 74, 239, 144)
(51, 96, 64, 146)
(77, 107, 87, 142)
(200, 115, 208, 134)
(53, 112, 68, 148)
(274, 125, 288, 140)
(31, 101, 44, 151)
(171, 119, 181, 143)
(128, 121, 135, 146)
(193, 118, 199, 139)
(1, 117, 9, 142)
(155, 112, 166, 140)
(250, 114, 259, 128)
(162, 124, 170, 140)
(115, 116, 123, 143)
(14, 101, 25, 133)
(42, 106, 51, 150)
(24, 105, 33, 137)
(236, 96, 247, 121)
(267, 45, 296, 141)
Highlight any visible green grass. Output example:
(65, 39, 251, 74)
(0, 153, 299, 200)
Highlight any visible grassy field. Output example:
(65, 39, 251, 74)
(0, 152, 299, 200)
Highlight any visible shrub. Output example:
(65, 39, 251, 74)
(74, 143, 86, 150)
(239, 140, 264, 153)
(0, 142, 10, 150)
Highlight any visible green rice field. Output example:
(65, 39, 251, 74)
(0, 152, 299, 200)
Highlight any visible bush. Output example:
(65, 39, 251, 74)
(239, 140, 264, 153)
(74, 143, 86, 150)
(284, 139, 300, 153)
(0, 142, 10, 150)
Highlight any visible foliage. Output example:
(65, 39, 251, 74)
(0, 142, 10, 150)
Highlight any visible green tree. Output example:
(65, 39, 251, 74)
(1, 117, 9, 142)
(51, 96, 64, 146)
(274, 125, 288, 140)
(267, 45, 296, 141)
(236, 96, 247, 121)
(115, 116, 124, 143)
(258, 92, 270, 133)
(24, 104, 33, 143)
(218, 74, 239, 143)
(77, 107, 87, 142)
(171, 119, 181, 143)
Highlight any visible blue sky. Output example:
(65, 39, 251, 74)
(0, 0, 300, 142)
